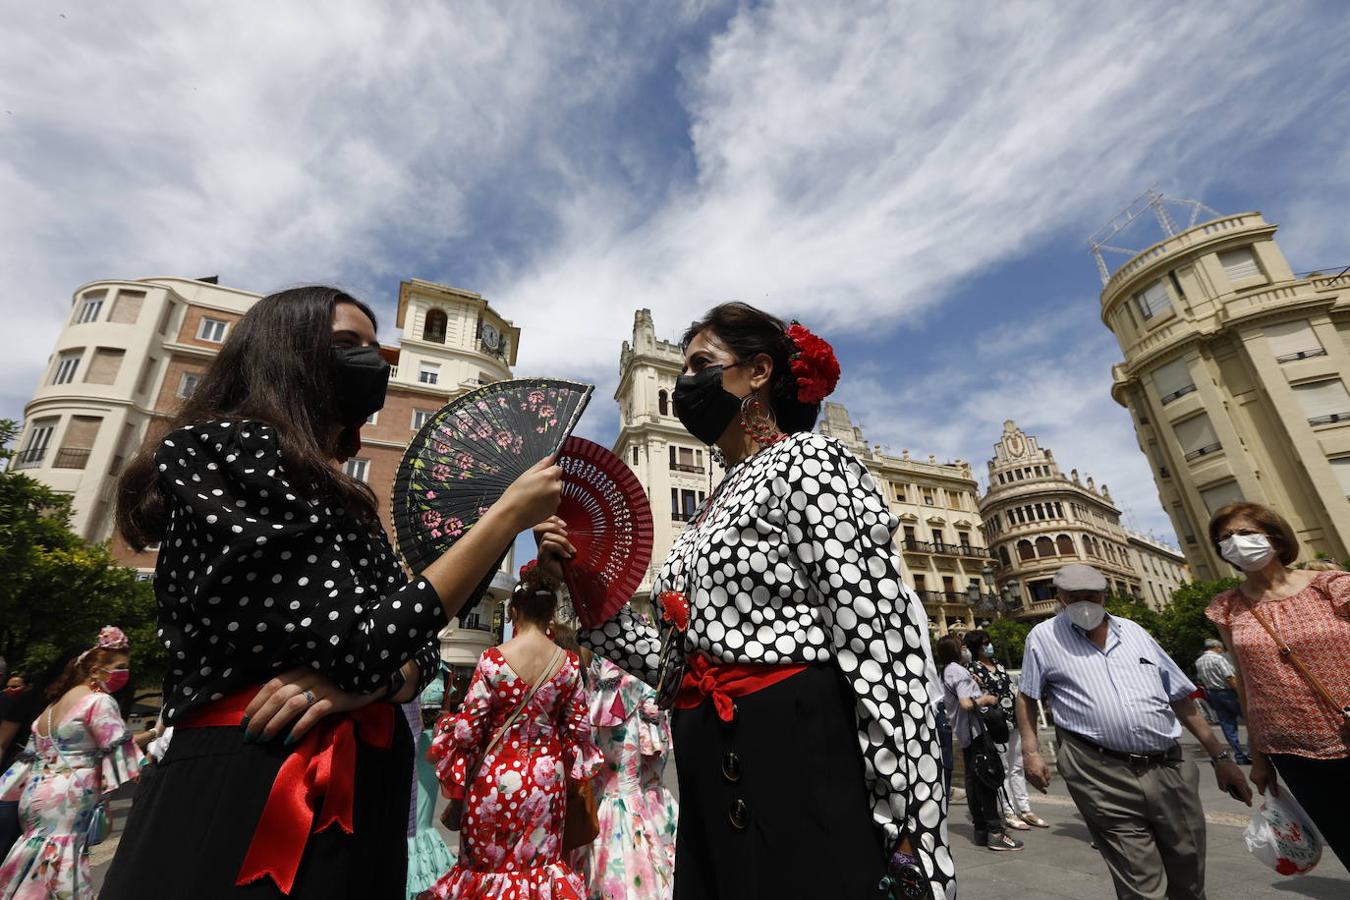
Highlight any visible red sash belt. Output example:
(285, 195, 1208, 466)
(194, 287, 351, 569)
(675, 653, 809, 722)
(180, 688, 394, 895)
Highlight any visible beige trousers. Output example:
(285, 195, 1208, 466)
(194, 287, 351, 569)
(1056, 731, 1207, 900)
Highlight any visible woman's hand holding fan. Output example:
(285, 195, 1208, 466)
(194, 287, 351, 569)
(534, 515, 575, 579)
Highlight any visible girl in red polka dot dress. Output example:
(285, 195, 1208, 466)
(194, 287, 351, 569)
(426, 564, 603, 898)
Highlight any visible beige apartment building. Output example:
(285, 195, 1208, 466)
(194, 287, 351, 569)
(611, 309, 991, 634)
(1128, 531, 1192, 610)
(1100, 211, 1350, 579)
(978, 421, 1190, 620)
(14, 275, 519, 670)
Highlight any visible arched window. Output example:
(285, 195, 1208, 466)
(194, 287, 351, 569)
(1035, 536, 1056, 557)
(999, 546, 1011, 566)
(422, 308, 447, 344)
(1056, 534, 1076, 556)
(658, 389, 669, 416)
(1017, 539, 1035, 561)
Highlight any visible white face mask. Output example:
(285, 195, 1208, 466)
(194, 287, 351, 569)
(1063, 600, 1107, 631)
(1219, 533, 1277, 572)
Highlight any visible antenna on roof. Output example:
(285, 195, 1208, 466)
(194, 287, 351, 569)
(1087, 189, 1220, 285)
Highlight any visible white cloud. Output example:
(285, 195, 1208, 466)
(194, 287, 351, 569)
(2, 0, 1347, 539)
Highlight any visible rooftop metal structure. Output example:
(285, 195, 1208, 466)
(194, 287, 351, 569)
(1087, 189, 1221, 285)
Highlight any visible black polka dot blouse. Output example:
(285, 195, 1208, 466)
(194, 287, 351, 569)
(152, 420, 445, 724)
(580, 432, 955, 892)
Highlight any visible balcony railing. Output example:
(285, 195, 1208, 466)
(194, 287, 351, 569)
(670, 463, 705, 474)
(901, 539, 934, 553)
(672, 512, 695, 522)
(1183, 442, 1222, 462)
(1309, 412, 1350, 426)
(13, 447, 46, 469)
(1276, 348, 1327, 363)
(53, 447, 92, 470)
(1160, 384, 1197, 405)
(914, 590, 972, 606)
(956, 544, 991, 559)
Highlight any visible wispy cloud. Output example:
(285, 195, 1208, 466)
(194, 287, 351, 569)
(2, 1, 1348, 541)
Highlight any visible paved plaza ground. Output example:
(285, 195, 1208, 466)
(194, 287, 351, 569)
(92, 723, 1346, 897)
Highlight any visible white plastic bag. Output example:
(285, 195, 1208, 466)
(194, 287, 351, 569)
(1244, 790, 1323, 876)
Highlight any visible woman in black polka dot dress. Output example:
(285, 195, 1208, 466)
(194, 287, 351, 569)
(101, 287, 562, 899)
(538, 303, 954, 899)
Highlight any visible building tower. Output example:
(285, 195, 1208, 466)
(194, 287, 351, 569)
(612, 310, 715, 610)
(980, 421, 1143, 619)
(13, 275, 520, 674)
(1096, 201, 1350, 578)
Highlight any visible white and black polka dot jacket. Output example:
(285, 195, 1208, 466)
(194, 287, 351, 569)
(581, 432, 954, 891)
(152, 420, 445, 724)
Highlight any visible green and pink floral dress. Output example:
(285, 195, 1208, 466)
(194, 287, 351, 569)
(0, 691, 143, 899)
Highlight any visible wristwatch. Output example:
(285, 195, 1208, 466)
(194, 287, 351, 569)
(1209, 750, 1234, 766)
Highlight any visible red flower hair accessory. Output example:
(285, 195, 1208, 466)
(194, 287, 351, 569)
(785, 321, 840, 405)
(658, 591, 689, 632)
(519, 559, 539, 579)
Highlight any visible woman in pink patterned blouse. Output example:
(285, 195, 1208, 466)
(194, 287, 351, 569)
(1205, 502, 1349, 866)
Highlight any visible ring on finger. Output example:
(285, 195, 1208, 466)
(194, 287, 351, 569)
(303, 689, 317, 707)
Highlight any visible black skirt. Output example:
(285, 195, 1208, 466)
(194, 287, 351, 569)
(673, 663, 889, 900)
(101, 710, 414, 900)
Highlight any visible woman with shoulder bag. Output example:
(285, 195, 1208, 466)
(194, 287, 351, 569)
(0, 627, 144, 898)
(936, 636, 1022, 853)
(425, 563, 603, 898)
(1205, 502, 1350, 865)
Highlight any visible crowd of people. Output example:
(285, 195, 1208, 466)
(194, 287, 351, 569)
(0, 285, 1344, 899)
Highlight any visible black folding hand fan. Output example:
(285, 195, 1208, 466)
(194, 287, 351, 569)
(392, 378, 594, 615)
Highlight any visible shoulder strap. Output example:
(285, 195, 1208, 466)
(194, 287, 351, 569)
(1246, 601, 1347, 718)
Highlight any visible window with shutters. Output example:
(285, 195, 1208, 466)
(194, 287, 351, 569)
(84, 348, 125, 385)
(1330, 458, 1350, 497)
(1133, 280, 1171, 320)
(54, 416, 101, 469)
(197, 317, 229, 343)
(418, 362, 440, 385)
(109, 290, 146, 324)
(1035, 536, 1055, 558)
(15, 420, 56, 469)
(412, 409, 433, 430)
(178, 372, 200, 398)
(1056, 534, 1076, 556)
(51, 350, 82, 385)
(1148, 441, 1170, 479)
(1265, 320, 1326, 363)
(342, 458, 369, 482)
(1153, 357, 1196, 404)
(1200, 480, 1244, 516)
(74, 292, 105, 324)
(1174, 414, 1221, 461)
(1219, 247, 1263, 283)
(1293, 379, 1350, 426)
(1016, 540, 1035, 561)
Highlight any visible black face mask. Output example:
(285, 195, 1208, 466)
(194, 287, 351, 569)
(672, 365, 743, 446)
(330, 346, 390, 426)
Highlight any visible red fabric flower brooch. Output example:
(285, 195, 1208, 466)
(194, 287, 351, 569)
(658, 591, 689, 632)
(786, 321, 840, 405)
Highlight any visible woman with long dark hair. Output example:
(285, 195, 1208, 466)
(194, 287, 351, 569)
(101, 287, 561, 898)
(0, 627, 143, 897)
(537, 302, 954, 898)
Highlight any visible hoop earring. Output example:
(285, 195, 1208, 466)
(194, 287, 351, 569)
(740, 393, 785, 447)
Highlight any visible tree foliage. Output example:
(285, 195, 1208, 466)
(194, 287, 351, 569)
(986, 618, 1032, 667)
(0, 420, 161, 693)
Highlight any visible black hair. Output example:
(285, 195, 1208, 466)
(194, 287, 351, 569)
(964, 629, 990, 653)
(510, 566, 561, 628)
(934, 635, 963, 668)
(681, 302, 820, 434)
(117, 286, 381, 549)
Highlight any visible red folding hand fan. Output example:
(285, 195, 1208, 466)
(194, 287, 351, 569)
(557, 436, 654, 629)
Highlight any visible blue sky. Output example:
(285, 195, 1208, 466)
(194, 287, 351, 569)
(4, 1, 1350, 544)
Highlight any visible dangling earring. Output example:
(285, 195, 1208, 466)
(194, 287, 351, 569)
(740, 393, 785, 447)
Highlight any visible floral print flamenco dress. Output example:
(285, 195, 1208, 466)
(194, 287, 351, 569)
(572, 657, 677, 900)
(427, 648, 602, 899)
(0, 692, 142, 899)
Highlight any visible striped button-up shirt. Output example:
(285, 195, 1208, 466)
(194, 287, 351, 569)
(1194, 651, 1237, 692)
(1020, 612, 1196, 753)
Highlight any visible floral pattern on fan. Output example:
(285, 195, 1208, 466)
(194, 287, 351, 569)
(392, 379, 594, 601)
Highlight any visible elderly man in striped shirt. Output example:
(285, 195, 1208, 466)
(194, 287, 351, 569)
(1015, 564, 1251, 900)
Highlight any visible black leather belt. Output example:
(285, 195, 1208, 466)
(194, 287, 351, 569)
(1060, 729, 1176, 766)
